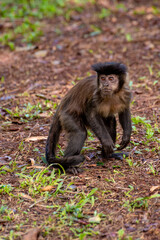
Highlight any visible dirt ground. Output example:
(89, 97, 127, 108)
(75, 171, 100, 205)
(0, 0, 160, 239)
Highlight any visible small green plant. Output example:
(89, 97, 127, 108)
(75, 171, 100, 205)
(17, 167, 63, 197)
(0, 205, 14, 222)
(89, 25, 102, 37)
(98, 8, 111, 19)
(1, 76, 5, 83)
(4, 102, 44, 121)
(133, 9, 146, 15)
(0, 32, 15, 50)
(123, 194, 160, 212)
(116, 3, 127, 12)
(57, 145, 64, 156)
(118, 228, 125, 240)
(148, 163, 157, 175)
(132, 116, 154, 139)
(147, 64, 153, 76)
(105, 177, 115, 183)
(125, 33, 132, 42)
(124, 185, 134, 198)
(152, 6, 160, 15)
(14, 19, 43, 43)
(0, 184, 14, 195)
(126, 158, 134, 167)
(87, 130, 95, 141)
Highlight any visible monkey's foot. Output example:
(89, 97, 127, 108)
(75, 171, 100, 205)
(66, 166, 83, 175)
(66, 155, 85, 167)
(109, 152, 129, 160)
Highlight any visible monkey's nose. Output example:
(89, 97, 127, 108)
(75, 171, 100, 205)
(104, 83, 109, 87)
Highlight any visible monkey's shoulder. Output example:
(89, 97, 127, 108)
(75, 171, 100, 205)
(97, 88, 131, 117)
(60, 75, 97, 114)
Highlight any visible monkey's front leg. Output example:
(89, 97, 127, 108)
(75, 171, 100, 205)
(87, 113, 114, 157)
(118, 108, 132, 150)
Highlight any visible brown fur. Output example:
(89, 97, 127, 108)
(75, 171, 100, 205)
(58, 76, 97, 116)
(97, 87, 131, 117)
(58, 75, 131, 119)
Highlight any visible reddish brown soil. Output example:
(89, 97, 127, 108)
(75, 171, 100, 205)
(0, 0, 160, 239)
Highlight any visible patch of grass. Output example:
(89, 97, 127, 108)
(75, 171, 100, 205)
(147, 64, 153, 76)
(98, 8, 111, 19)
(147, 163, 158, 175)
(116, 3, 127, 12)
(125, 33, 133, 42)
(152, 6, 160, 15)
(15, 165, 100, 239)
(131, 115, 160, 155)
(132, 116, 154, 139)
(133, 9, 146, 15)
(0, 205, 14, 221)
(4, 102, 43, 121)
(0, 184, 14, 195)
(123, 194, 160, 212)
(0, 0, 92, 49)
(17, 167, 63, 197)
(2, 100, 55, 121)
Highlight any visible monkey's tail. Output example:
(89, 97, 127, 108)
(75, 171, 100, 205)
(45, 114, 85, 169)
(45, 113, 61, 164)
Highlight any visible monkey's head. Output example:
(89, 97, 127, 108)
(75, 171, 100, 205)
(92, 62, 127, 96)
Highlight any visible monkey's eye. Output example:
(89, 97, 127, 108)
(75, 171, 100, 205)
(108, 76, 114, 81)
(100, 76, 106, 81)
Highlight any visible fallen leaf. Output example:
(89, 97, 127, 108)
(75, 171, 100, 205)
(150, 186, 160, 192)
(23, 228, 41, 240)
(34, 50, 47, 58)
(89, 215, 101, 223)
(68, 185, 77, 191)
(135, 90, 143, 94)
(8, 125, 20, 131)
(16, 45, 37, 52)
(19, 193, 34, 201)
(52, 60, 61, 65)
(41, 185, 55, 192)
(26, 166, 45, 169)
(29, 158, 35, 166)
(38, 112, 50, 118)
(25, 136, 47, 142)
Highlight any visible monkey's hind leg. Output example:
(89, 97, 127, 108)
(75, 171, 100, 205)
(59, 114, 87, 169)
(64, 128, 87, 167)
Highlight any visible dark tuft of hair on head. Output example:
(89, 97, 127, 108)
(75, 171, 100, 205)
(91, 62, 127, 75)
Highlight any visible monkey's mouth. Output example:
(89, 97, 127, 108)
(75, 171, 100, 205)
(103, 88, 112, 93)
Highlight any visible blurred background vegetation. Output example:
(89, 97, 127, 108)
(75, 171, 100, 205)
(0, 0, 95, 49)
(0, 0, 160, 50)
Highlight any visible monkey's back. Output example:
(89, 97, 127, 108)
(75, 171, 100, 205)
(58, 76, 97, 115)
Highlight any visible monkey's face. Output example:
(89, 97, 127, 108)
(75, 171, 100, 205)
(99, 74, 119, 96)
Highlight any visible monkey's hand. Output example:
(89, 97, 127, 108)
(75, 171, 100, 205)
(102, 141, 114, 158)
(118, 136, 130, 150)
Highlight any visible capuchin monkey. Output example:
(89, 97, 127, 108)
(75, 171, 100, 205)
(46, 62, 132, 169)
